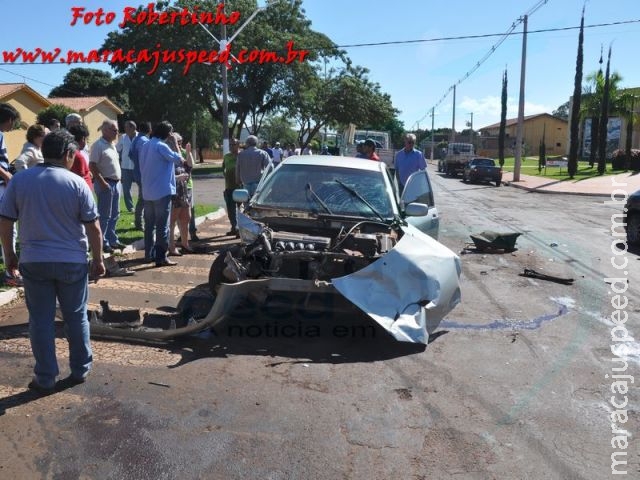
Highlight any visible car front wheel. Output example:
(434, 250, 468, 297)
(208, 245, 242, 295)
(628, 213, 640, 245)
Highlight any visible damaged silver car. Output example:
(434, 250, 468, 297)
(208, 156, 461, 344)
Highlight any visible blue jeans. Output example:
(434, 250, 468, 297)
(121, 168, 135, 211)
(244, 181, 258, 197)
(95, 179, 120, 247)
(143, 195, 172, 261)
(19, 262, 92, 388)
(134, 182, 144, 228)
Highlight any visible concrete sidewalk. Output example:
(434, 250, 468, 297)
(501, 170, 640, 197)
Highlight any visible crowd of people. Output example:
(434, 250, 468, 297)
(0, 102, 428, 394)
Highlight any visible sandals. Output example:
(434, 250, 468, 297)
(168, 250, 183, 257)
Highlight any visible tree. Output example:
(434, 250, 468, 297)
(567, 8, 584, 178)
(552, 101, 570, 120)
(286, 64, 398, 149)
(498, 69, 508, 167)
(582, 63, 622, 167)
(597, 46, 612, 175)
(261, 115, 298, 147)
(539, 123, 546, 173)
(36, 104, 76, 128)
(617, 92, 639, 169)
(49, 67, 128, 111)
(102, 0, 334, 143)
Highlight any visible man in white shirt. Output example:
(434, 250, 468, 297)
(272, 141, 283, 166)
(90, 120, 122, 253)
(116, 120, 138, 213)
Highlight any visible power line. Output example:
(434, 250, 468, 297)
(327, 19, 639, 50)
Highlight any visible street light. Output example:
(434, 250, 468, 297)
(170, 1, 291, 155)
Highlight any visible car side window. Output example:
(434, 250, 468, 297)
(401, 171, 434, 207)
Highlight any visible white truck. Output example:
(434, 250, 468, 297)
(341, 125, 396, 168)
(439, 142, 475, 177)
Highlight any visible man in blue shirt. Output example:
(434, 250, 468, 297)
(0, 129, 105, 394)
(129, 121, 151, 230)
(0, 103, 20, 275)
(395, 133, 426, 191)
(139, 121, 188, 266)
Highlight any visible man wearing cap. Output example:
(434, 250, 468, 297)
(395, 133, 426, 190)
(272, 141, 283, 166)
(362, 138, 380, 161)
(90, 120, 123, 253)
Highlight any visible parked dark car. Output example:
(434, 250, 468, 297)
(625, 189, 640, 245)
(462, 157, 502, 186)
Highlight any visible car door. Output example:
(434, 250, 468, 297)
(401, 170, 440, 239)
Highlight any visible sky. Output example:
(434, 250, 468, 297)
(1, 0, 638, 132)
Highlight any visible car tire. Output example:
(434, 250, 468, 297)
(208, 245, 242, 295)
(495, 179, 501, 187)
(628, 213, 640, 245)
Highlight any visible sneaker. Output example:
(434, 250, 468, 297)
(55, 375, 87, 392)
(28, 380, 55, 396)
(4, 271, 24, 287)
(190, 233, 200, 242)
(156, 259, 178, 267)
(112, 242, 127, 250)
(103, 245, 114, 254)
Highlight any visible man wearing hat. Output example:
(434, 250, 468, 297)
(362, 138, 380, 161)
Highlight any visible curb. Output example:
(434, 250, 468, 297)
(0, 210, 228, 307)
(0, 287, 21, 307)
(504, 181, 611, 198)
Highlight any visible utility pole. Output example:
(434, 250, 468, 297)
(221, 19, 229, 155)
(169, 2, 273, 156)
(430, 107, 435, 162)
(514, 14, 528, 182)
(450, 84, 456, 143)
(468, 112, 473, 144)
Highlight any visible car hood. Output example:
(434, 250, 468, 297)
(333, 223, 461, 343)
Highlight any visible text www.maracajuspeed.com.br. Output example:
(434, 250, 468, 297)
(1, 41, 309, 75)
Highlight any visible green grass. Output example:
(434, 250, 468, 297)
(116, 197, 218, 245)
(497, 156, 630, 182)
(191, 165, 223, 176)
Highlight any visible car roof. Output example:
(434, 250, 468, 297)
(282, 155, 385, 172)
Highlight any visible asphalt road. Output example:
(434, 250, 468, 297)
(0, 171, 638, 479)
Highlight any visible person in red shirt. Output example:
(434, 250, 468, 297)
(362, 138, 380, 161)
(68, 125, 93, 190)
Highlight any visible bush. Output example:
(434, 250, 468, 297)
(611, 149, 640, 171)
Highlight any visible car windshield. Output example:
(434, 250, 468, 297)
(253, 164, 394, 219)
(473, 158, 495, 166)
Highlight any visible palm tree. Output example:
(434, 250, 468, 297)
(581, 68, 622, 167)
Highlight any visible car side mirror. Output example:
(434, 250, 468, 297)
(232, 189, 249, 203)
(404, 202, 430, 217)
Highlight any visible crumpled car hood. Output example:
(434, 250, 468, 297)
(333, 223, 461, 343)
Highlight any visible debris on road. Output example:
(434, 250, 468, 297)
(520, 268, 574, 285)
(461, 231, 522, 254)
